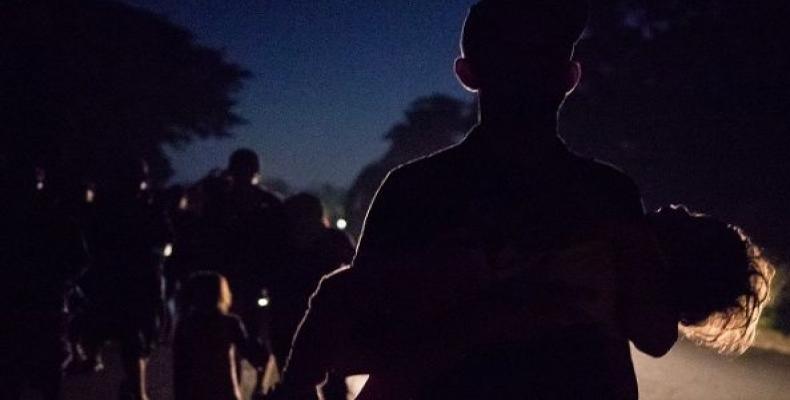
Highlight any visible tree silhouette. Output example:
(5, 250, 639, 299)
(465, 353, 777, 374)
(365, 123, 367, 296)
(345, 94, 475, 234)
(0, 0, 249, 185)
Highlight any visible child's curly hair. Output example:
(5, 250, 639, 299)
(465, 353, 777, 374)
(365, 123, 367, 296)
(650, 205, 775, 354)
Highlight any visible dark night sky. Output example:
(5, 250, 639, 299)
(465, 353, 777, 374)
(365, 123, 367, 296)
(122, 0, 476, 188)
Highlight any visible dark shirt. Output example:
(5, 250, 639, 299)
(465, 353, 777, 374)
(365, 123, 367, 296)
(283, 126, 673, 399)
(205, 183, 284, 312)
(81, 193, 172, 317)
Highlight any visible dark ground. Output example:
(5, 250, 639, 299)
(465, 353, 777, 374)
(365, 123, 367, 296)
(18, 339, 790, 399)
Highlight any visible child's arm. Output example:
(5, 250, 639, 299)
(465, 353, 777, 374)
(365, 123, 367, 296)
(230, 316, 269, 369)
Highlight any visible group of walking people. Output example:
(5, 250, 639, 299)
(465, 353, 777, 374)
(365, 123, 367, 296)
(1, 148, 354, 400)
(3, 1, 779, 400)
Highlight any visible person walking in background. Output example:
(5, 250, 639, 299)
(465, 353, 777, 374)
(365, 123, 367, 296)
(268, 193, 355, 399)
(174, 271, 268, 400)
(270, 193, 355, 366)
(77, 158, 172, 400)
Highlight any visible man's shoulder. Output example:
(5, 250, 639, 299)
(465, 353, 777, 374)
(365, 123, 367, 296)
(382, 144, 465, 192)
(569, 154, 640, 196)
(251, 185, 283, 205)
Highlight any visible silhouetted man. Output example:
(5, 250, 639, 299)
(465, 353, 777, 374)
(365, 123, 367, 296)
(221, 148, 284, 345)
(278, 1, 676, 399)
(265, 193, 355, 398)
(216, 149, 283, 289)
(184, 149, 284, 396)
(225, 148, 282, 216)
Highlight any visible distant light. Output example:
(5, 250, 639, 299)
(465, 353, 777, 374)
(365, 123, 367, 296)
(336, 218, 348, 230)
(85, 189, 95, 204)
(140, 181, 149, 191)
(257, 297, 270, 307)
(178, 196, 189, 210)
(163, 243, 173, 258)
(36, 181, 44, 191)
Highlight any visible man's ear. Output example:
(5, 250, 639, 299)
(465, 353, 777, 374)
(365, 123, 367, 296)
(455, 57, 480, 92)
(565, 61, 582, 95)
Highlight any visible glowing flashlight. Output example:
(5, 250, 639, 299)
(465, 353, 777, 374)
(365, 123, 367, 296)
(336, 218, 348, 230)
(257, 289, 270, 308)
(85, 189, 95, 204)
(163, 243, 173, 258)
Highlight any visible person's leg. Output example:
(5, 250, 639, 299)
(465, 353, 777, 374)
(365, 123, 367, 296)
(68, 310, 106, 374)
(119, 340, 150, 400)
(119, 314, 156, 400)
(320, 372, 349, 400)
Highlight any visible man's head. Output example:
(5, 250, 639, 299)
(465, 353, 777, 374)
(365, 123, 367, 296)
(228, 148, 261, 185)
(455, 0, 588, 110)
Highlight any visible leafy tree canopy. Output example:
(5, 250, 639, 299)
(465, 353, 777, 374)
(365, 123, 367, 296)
(0, 0, 250, 184)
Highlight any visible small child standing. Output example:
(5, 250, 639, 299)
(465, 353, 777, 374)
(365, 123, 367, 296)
(174, 271, 267, 400)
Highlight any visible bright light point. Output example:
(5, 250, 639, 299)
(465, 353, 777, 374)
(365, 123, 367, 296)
(257, 298, 269, 307)
(140, 181, 148, 191)
(36, 182, 44, 191)
(163, 243, 173, 257)
(336, 218, 348, 230)
(85, 189, 95, 203)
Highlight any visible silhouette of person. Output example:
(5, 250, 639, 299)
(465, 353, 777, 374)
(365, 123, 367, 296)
(178, 149, 284, 396)
(277, 1, 678, 399)
(225, 148, 282, 214)
(265, 193, 355, 399)
(77, 158, 172, 400)
(221, 149, 284, 370)
(0, 160, 88, 400)
(222, 148, 284, 301)
(174, 271, 267, 400)
(270, 193, 355, 365)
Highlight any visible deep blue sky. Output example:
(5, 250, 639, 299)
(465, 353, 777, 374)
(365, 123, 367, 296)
(123, 0, 476, 188)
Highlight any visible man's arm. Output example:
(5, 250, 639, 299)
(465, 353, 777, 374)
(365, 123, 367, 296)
(614, 182, 678, 357)
(277, 169, 411, 397)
